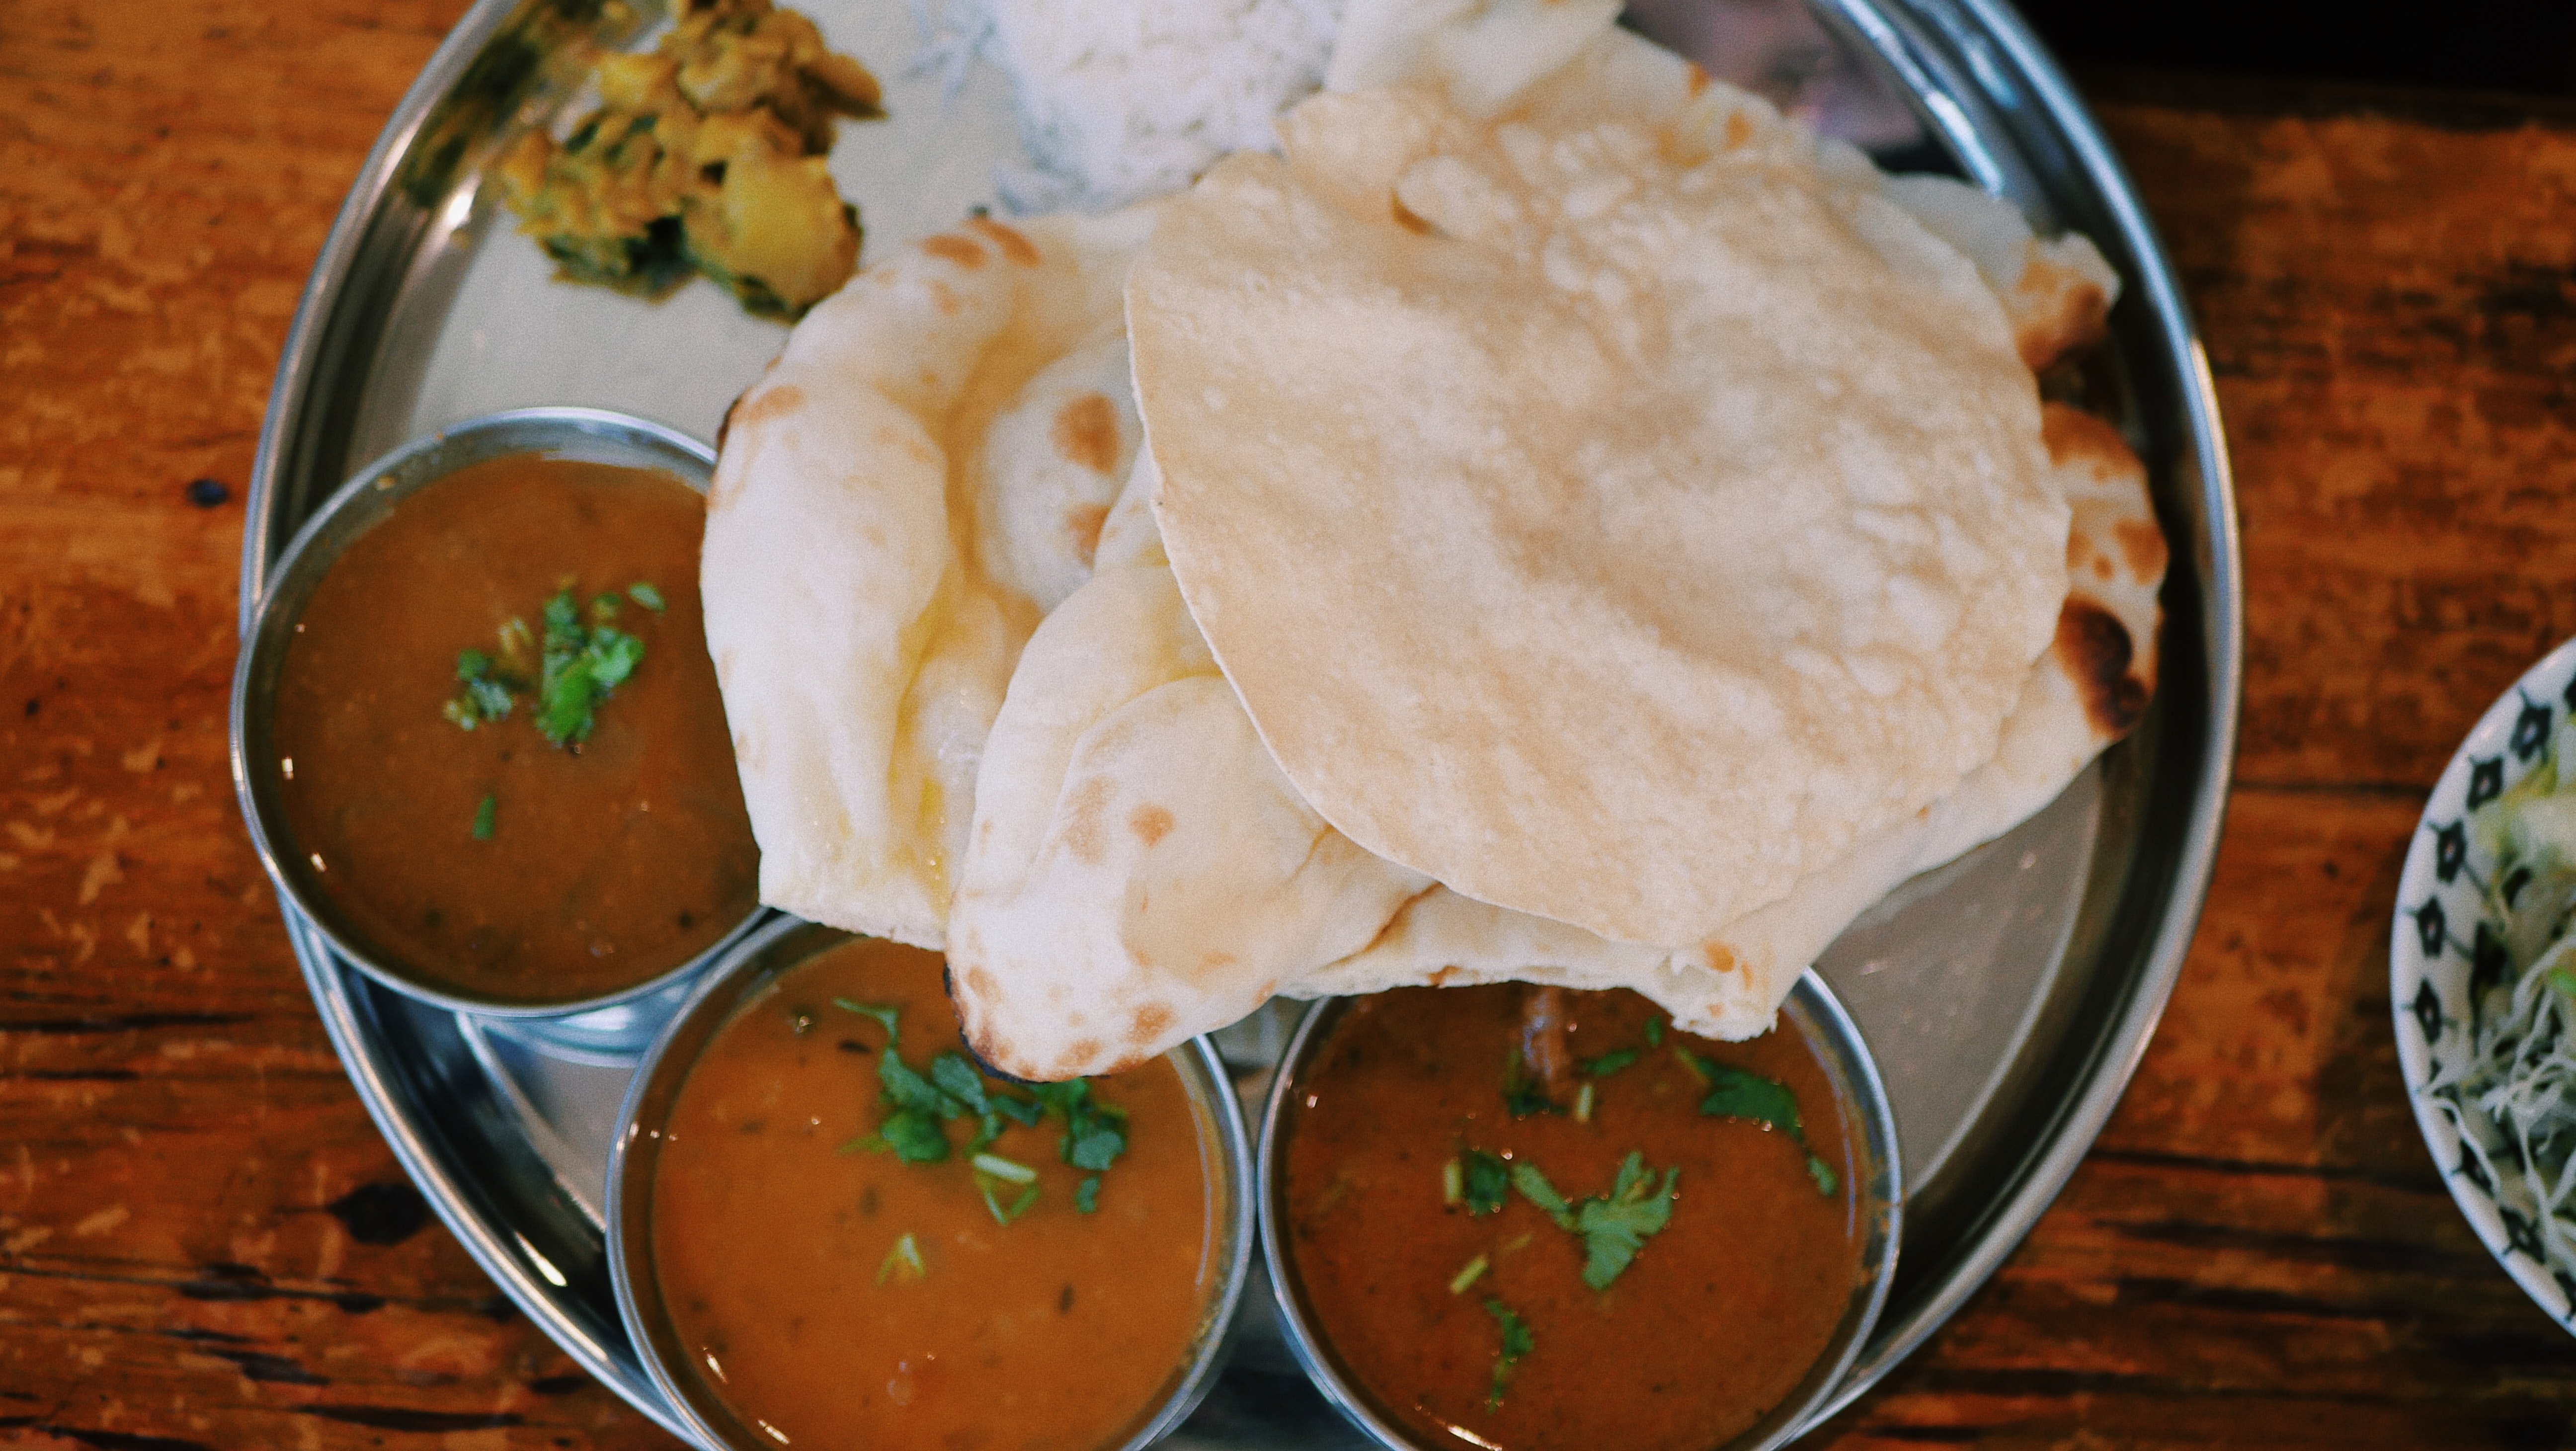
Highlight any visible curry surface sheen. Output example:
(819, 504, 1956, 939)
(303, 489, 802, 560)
(652, 939, 1216, 1450)
(272, 455, 756, 1004)
(1284, 986, 1860, 1451)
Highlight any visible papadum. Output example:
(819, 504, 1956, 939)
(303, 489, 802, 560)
(1129, 72, 2072, 947)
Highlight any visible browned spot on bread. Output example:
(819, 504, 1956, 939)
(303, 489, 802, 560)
(1052, 391, 1120, 473)
(1066, 503, 1109, 565)
(1129, 804, 1174, 846)
(1129, 1003, 1175, 1045)
(1429, 965, 1460, 986)
(2014, 262, 2109, 372)
(966, 966, 998, 1001)
(2053, 598, 2149, 738)
(1390, 194, 1434, 235)
(1062, 777, 1115, 865)
(929, 278, 962, 316)
(1059, 1039, 1104, 1073)
(1723, 110, 1755, 149)
(2039, 402, 2131, 471)
(2115, 518, 2169, 584)
(731, 381, 805, 434)
(921, 233, 986, 267)
(1705, 943, 1741, 976)
(967, 216, 1042, 266)
(2093, 556, 2114, 581)
(1686, 63, 1710, 96)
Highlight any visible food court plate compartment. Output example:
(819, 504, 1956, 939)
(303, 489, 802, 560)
(240, 0, 2240, 1441)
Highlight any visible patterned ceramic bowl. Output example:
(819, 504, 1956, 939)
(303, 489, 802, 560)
(2394, 633, 2576, 1331)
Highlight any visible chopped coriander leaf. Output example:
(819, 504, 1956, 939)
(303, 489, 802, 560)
(1502, 1049, 1557, 1118)
(1671, 1044, 1714, 1086)
(1643, 1016, 1664, 1047)
(1449, 1253, 1490, 1294)
(1510, 1161, 1574, 1229)
(1443, 1157, 1463, 1206)
(1483, 1299, 1533, 1411)
(971, 1152, 1037, 1185)
(1572, 1152, 1679, 1290)
(627, 581, 666, 612)
(590, 592, 622, 623)
(976, 1173, 1040, 1226)
(992, 1092, 1044, 1129)
(457, 649, 491, 680)
(1009, 1182, 1041, 1220)
(876, 1107, 950, 1164)
(1582, 1048, 1640, 1078)
(834, 999, 900, 1039)
(1064, 1109, 1127, 1171)
(1075, 1174, 1102, 1213)
(1698, 1064, 1803, 1138)
(876, 1231, 925, 1285)
(1806, 1153, 1839, 1197)
(932, 1052, 992, 1116)
(1461, 1149, 1510, 1217)
(471, 794, 496, 841)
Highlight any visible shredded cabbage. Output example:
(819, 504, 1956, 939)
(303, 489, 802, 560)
(2430, 719, 2576, 1277)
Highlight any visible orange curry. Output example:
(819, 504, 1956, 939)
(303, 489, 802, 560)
(272, 454, 757, 1004)
(650, 937, 1218, 1450)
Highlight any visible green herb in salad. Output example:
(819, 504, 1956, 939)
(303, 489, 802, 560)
(1483, 1298, 1533, 1411)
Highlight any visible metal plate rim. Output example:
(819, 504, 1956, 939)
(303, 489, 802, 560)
(242, 0, 2245, 1438)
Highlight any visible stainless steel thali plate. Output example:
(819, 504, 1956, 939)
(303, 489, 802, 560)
(238, 0, 2241, 1441)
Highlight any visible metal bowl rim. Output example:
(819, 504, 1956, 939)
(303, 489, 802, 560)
(1253, 973, 1905, 1451)
(228, 404, 754, 1022)
(603, 914, 1263, 1451)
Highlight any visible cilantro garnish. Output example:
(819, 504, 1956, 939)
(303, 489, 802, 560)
(1510, 1152, 1679, 1290)
(1643, 1016, 1664, 1047)
(876, 1231, 925, 1285)
(470, 794, 496, 841)
(1460, 1149, 1510, 1216)
(1449, 1253, 1490, 1294)
(1483, 1298, 1532, 1410)
(1502, 1049, 1558, 1118)
(442, 581, 659, 746)
(832, 1000, 1127, 1212)
(1582, 1048, 1640, 1078)
(1572, 1153, 1678, 1290)
(1510, 1161, 1573, 1227)
(627, 581, 666, 612)
(1688, 1051, 1839, 1198)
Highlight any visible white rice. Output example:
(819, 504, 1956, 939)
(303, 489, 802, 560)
(913, 0, 1345, 213)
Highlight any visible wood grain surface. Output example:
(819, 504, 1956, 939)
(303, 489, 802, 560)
(8, 0, 2576, 1446)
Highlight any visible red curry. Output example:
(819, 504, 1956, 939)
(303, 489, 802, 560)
(1281, 985, 1860, 1451)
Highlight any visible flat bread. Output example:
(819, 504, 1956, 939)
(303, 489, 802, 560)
(702, 206, 1158, 946)
(947, 465, 1433, 1078)
(1128, 79, 2071, 946)
(955, 409, 2163, 1070)
(1301, 401, 2165, 1037)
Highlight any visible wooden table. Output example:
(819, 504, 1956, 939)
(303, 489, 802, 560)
(8, 1, 2576, 1445)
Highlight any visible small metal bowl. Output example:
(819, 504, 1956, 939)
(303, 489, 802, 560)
(228, 406, 765, 1025)
(1259, 973, 1903, 1451)
(608, 916, 1260, 1451)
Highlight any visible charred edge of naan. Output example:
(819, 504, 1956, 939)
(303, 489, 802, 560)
(2043, 401, 2163, 742)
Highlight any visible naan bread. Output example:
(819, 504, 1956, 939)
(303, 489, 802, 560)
(702, 207, 1158, 947)
(956, 400, 2162, 1072)
(948, 449, 1436, 1077)
(1128, 78, 2071, 947)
